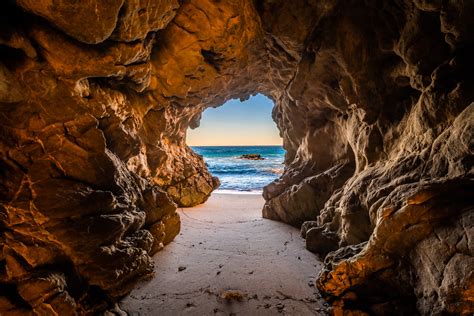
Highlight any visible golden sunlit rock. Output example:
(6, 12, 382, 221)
(0, 0, 473, 314)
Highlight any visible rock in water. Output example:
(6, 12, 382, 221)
(239, 154, 265, 160)
(0, 0, 472, 314)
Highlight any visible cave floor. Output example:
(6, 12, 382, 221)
(119, 193, 327, 315)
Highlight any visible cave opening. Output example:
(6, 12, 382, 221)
(186, 93, 285, 193)
(119, 94, 323, 314)
(1, 0, 473, 314)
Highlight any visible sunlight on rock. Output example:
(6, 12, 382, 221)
(0, 0, 472, 315)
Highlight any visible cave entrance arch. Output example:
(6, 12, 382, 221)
(186, 93, 284, 194)
(2, 0, 472, 314)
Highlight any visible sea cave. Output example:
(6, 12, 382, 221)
(0, 0, 473, 315)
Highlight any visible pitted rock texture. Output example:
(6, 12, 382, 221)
(0, 0, 473, 314)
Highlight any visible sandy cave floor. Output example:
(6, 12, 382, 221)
(119, 193, 328, 315)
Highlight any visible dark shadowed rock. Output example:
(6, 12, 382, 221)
(305, 227, 339, 256)
(300, 221, 318, 238)
(0, 0, 472, 314)
(239, 154, 265, 160)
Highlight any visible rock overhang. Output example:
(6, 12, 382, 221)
(0, 0, 473, 314)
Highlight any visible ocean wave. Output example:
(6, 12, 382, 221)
(210, 169, 282, 176)
(192, 146, 285, 191)
(266, 167, 283, 174)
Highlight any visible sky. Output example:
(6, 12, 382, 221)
(186, 94, 282, 146)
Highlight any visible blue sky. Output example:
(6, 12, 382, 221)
(186, 94, 282, 146)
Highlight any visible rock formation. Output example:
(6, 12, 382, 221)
(239, 154, 265, 160)
(0, 0, 472, 314)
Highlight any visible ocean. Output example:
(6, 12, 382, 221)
(191, 146, 285, 193)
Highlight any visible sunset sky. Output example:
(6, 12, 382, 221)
(186, 94, 282, 146)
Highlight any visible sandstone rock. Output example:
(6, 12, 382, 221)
(0, 0, 473, 314)
(0, 62, 23, 103)
(16, 0, 125, 44)
(147, 212, 181, 254)
(263, 161, 355, 226)
(17, 272, 77, 314)
(305, 227, 339, 257)
(410, 210, 474, 314)
(300, 220, 318, 238)
(111, 0, 179, 42)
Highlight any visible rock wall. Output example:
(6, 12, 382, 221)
(262, 1, 474, 313)
(263, 1, 474, 315)
(0, 0, 472, 314)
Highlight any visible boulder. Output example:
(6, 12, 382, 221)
(239, 154, 265, 160)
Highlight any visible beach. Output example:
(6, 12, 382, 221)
(119, 193, 327, 315)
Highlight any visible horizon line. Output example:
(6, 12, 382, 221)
(189, 144, 283, 147)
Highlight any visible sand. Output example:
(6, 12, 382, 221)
(119, 193, 327, 315)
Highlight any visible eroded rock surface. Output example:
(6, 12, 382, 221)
(0, 0, 473, 314)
